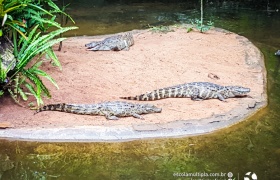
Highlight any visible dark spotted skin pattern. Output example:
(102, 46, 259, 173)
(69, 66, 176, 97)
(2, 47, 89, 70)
(120, 82, 250, 102)
(35, 101, 161, 120)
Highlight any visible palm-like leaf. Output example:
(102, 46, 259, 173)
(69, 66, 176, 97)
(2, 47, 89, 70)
(15, 26, 78, 72)
(21, 69, 50, 98)
(45, 47, 61, 69)
(0, 0, 77, 106)
(10, 25, 78, 105)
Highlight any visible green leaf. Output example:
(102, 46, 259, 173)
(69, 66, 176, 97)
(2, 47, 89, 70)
(45, 47, 61, 69)
(29, 60, 43, 71)
(32, 68, 59, 89)
(16, 26, 78, 71)
(4, 4, 27, 14)
(27, 3, 53, 16)
(0, 90, 4, 96)
(6, 22, 28, 39)
(22, 69, 51, 98)
(187, 27, 193, 33)
(0, 57, 6, 82)
(46, 0, 61, 11)
(28, 60, 59, 89)
(1, 0, 77, 106)
(18, 25, 40, 57)
(17, 37, 67, 71)
(31, 15, 62, 29)
(18, 88, 28, 101)
(25, 83, 44, 106)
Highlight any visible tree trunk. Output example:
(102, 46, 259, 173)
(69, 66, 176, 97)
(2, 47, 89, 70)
(0, 36, 16, 72)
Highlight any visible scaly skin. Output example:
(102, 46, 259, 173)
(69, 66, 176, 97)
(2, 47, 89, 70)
(85, 32, 134, 51)
(120, 82, 250, 102)
(35, 101, 161, 120)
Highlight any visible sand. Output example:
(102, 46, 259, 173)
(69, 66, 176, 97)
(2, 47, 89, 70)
(0, 27, 266, 141)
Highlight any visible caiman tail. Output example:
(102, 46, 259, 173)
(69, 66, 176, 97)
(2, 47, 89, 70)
(34, 101, 162, 120)
(35, 103, 86, 114)
(120, 89, 172, 101)
(119, 96, 143, 100)
(35, 103, 67, 114)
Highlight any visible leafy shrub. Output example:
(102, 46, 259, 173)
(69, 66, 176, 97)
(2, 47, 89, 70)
(191, 19, 214, 33)
(187, 0, 214, 33)
(0, 0, 77, 106)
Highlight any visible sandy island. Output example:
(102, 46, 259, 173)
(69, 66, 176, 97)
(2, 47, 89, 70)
(0, 27, 266, 141)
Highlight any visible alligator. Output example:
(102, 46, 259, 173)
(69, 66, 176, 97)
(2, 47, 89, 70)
(120, 82, 250, 102)
(275, 50, 280, 56)
(35, 101, 161, 120)
(85, 32, 134, 51)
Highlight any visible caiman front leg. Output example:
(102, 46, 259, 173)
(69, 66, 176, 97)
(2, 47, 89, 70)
(101, 111, 119, 120)
(123, 40, 130, 51)
(105, 114, 119, 120)
(217, 93, 227, 102)
(131, 113, 145, 120)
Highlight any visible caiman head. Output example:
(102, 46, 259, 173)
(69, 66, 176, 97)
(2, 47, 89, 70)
(142, 104, 162, 113)
(224, 86, 251, 98)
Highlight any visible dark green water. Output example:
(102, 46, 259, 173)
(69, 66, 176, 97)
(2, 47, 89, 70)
(1, 1, 280, 180)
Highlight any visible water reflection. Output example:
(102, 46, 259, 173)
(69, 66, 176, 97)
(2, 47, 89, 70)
(1, 1, 280, 180)
(1, 115, 280, 180)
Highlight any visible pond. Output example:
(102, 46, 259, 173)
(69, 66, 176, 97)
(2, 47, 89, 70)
(1, 1, 280, 179)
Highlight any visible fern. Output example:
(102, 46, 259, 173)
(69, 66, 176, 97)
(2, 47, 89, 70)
(45, 47, 61, 69)
(21, 69, 51, 97)
(16, 26, 77, 72)
(31, 15, 62, 29)
(0, 0, 77, 106)
(9, 26, 78, 105)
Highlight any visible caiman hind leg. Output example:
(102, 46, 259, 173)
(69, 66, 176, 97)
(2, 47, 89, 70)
(217, 93, 227, 102)
(122, 40, 130, 51)
(190, 88, 204, 101)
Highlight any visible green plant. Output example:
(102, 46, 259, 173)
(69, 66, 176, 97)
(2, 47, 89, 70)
(2, 25, 78, 106)
(57, 0, 70, 51)
(0, 0, 73, 31)
(191, 19, 214, 33)
(188, 0, 214, 33)
(0, 0, 77, 106)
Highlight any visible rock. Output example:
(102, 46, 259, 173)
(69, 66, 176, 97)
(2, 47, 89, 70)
(0, 122, 14, 129)
(208, 73, 220, 80)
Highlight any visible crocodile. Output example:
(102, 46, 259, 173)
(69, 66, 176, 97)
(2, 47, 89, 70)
(85, 32, 134, 51)
(275, 50, 280, 56)
(120, 82, 250, 102)
(35, 101, 161, 120)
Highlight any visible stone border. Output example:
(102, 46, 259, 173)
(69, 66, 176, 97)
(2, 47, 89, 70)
(0, 28, 267, 142)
